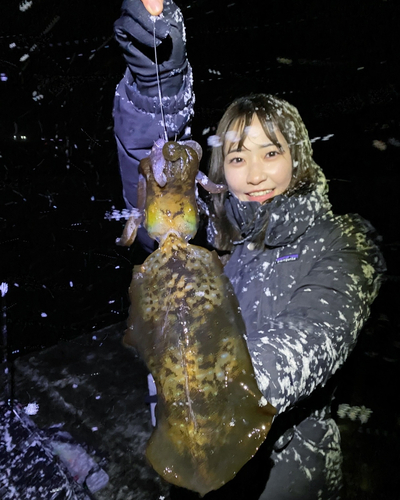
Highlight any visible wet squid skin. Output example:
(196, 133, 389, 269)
(121, 140, 276, 496)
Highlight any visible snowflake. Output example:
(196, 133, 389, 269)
(372, 140, 387, 151)
(207, 135, 223, 147)
(337, 403, 350, 419)
(337, 403, 372, 423)
(0, 282, 8, 297)
(24, 402, 39, 415)
(19, 1, 33, 12)
(358, 406, 373, 424)
(347, 406, 361, 421)
(277, 57, 292, 65)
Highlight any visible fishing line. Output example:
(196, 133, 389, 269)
(153, 23, 169, 143)
(1, 282, 12, 408)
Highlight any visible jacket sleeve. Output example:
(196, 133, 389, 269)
(113, 65, 194, 206)
(246, 215, 385, 414)
(113, 0, 194, 251)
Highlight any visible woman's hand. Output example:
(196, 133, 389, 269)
(142, 0, 163, 16)
(114, 0, 186, 96)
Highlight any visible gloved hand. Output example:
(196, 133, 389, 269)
(114, 0, 187, 97)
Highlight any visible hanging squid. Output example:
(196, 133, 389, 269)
(118, 139, 276, 496)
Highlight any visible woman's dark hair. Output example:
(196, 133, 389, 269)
(207, 94, 319, 251)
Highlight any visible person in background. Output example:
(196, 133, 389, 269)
(113, 1, 385, 498)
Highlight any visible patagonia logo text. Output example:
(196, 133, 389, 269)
(276, 254, 299, 264)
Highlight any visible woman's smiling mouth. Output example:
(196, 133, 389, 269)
(246, 188, 276, 202)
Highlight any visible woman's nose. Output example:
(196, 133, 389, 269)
(247, 161, 267, 185)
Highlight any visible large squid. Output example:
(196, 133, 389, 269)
(118, 139, 276, 496)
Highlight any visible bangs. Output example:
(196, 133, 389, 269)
(256, 111, 285, 152)
(224, 115, 250, 155)
(223, 109, 284, 157)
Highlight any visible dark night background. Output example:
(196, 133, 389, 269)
(1, 0, 400, 498)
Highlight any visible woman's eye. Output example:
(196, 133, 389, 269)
(228, 157, 243, 164)
(265, 150, 279, 158)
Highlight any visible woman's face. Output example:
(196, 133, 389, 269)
(223, 115, 293, 203)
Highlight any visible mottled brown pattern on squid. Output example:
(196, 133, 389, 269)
(123, 141, 275, 496)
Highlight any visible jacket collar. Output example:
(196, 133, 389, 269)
(225, 167, 331, 248)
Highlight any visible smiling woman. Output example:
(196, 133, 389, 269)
(112, 1, 385, 499)
(208, 94, 319, 250)
(223, 115, 293, 203)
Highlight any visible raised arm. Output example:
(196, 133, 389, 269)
(114, 0, 188, 99)
(113, 0, 193, 251)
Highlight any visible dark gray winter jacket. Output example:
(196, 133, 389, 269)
(223, 169, 384, 415)
(217, 169, 384, 499)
